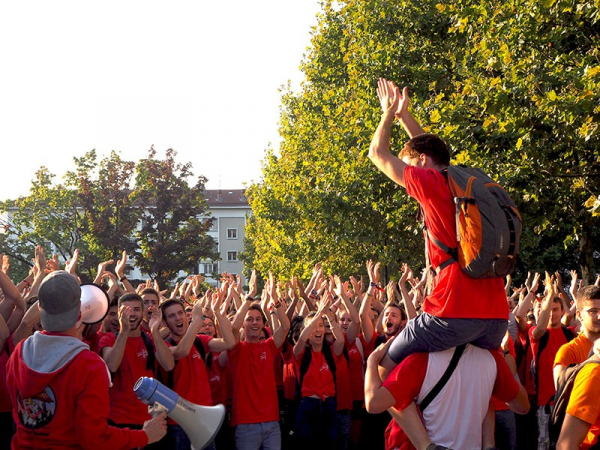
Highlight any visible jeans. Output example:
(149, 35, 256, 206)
(295, 397, 337, 447)
(495, 410, 517, 450)
(335, 410, 351, 450)
(234, 421, 281, 450)
(537, 405, 550, 450)
(388, 312, 507, 363)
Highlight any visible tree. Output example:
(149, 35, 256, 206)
(0, 148, 217, 286)
(132, 147, 218, 288)
(243, 0, 600, 284)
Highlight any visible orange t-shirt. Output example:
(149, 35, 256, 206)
(554, 332, 593, 368)
(566, 362, 600, 448)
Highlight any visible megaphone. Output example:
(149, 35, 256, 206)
(79, 283, 110, 325)
(134, 377, 225, 450)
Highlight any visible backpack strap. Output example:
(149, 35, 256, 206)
(535, 327, 575, 396)
(140, 331, 156, 373)
(297, 345, 338, 398)
(419, 344, 466, 412)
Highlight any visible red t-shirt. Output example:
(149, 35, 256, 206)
(516, 323, 535, 396)
(529, 326, 574, 405)
(98, 333, 154, 425)
(161, 335, 213, 405)
(491, 336, 516, 412)
(0, 337, 15, 413)
(334, 352, 353, 411)
(404, 165, 508, 319)
(227, 337, 280, 426)
(207, 351, 226, 406)
(282, 343, 298, 401)
(345, 335, 365, 402)
(295, 347, 336, 400)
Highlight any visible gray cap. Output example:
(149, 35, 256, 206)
(38, 270, 81, 332)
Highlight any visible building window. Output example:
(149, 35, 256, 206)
(227, 228, 238, 239)
(201, 262, 219, 275)
(227, 251, 238, 262)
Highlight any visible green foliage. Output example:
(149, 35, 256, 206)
(243, 0, 600, 284)
(132, 147, 218, 288)
(0, 148, 217, 286)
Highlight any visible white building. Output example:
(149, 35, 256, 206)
(199, 189, 251, 287)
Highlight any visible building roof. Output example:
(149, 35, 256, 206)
(204, 189, 249, 207)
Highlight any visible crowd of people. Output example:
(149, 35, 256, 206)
(0, 78, 599, 450)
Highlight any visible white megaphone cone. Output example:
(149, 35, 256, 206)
(134, 377, 225, 450)
(76, 283, 110, 328)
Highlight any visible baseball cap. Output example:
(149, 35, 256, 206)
(38, 270, 82, 332)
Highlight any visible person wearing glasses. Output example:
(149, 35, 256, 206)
(554, 285, 600, 383)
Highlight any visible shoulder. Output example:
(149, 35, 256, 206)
(99, 332, 117, 348)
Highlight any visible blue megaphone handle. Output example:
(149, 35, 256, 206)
(134, 377, 179, 413)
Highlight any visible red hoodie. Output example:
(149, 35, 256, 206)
(6, 331, 148, 450)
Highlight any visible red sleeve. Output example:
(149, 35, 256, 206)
(198, 334, 213, 354)
(98, 332, 116, 353)
(76, 353, 148, 449)
(383, 353, 428, 412)
(490, 351, 520, 403)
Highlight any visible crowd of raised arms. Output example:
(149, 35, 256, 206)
(2, 78, 600, 450)
(0, 245, 599, 450)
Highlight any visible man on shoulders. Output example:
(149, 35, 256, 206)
(368, 78, 508, 373)
(6, 270, 166, 449)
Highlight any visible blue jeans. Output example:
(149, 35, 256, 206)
(167, 424, 217, 450)
(387, 312, 507, 363)
(495, 410, 517, 450)
(234, 421, 281, 450)
(295, 397, 337, 447)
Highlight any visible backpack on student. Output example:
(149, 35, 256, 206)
(426, 165, 522, 279)
(160, 336, 207, 389)
(548, 358, 600, 449)
(296, 343, 337, 399)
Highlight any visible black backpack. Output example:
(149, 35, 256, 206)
(549, 358, 600, 449)
(113, 330, 155, 372)
(160, 336, 208, 389)
(296, 343, 337, 399)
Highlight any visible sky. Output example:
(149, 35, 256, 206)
(0, 1, 322, 201)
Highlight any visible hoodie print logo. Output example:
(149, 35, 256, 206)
(16, 386, 56, 429)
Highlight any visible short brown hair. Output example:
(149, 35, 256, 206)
(399, 133, 450, 166)
(576, 285, 600, 309)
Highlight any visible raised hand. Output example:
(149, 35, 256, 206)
(1, 255, 9, 274)
(149, 306, 163, 334)
(65, 249, 79, 276)
(115, 251, 128, 280)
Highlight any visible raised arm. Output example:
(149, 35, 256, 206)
(115, 251, 135, 293)
(294, 299, 329, 358)
(514, 272, 539, 333)
(531, 272, 555, 340)
(148, 307, 174, 371)
(101, 305, 133, 372)
(335, 276, 360, 343)
(368, 79, 422, 188)
(269, 273, 290, 349)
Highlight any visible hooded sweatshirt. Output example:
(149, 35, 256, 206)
(6, 331, 148, 450)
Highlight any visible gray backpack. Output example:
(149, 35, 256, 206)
(426, 165, 522, 279)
